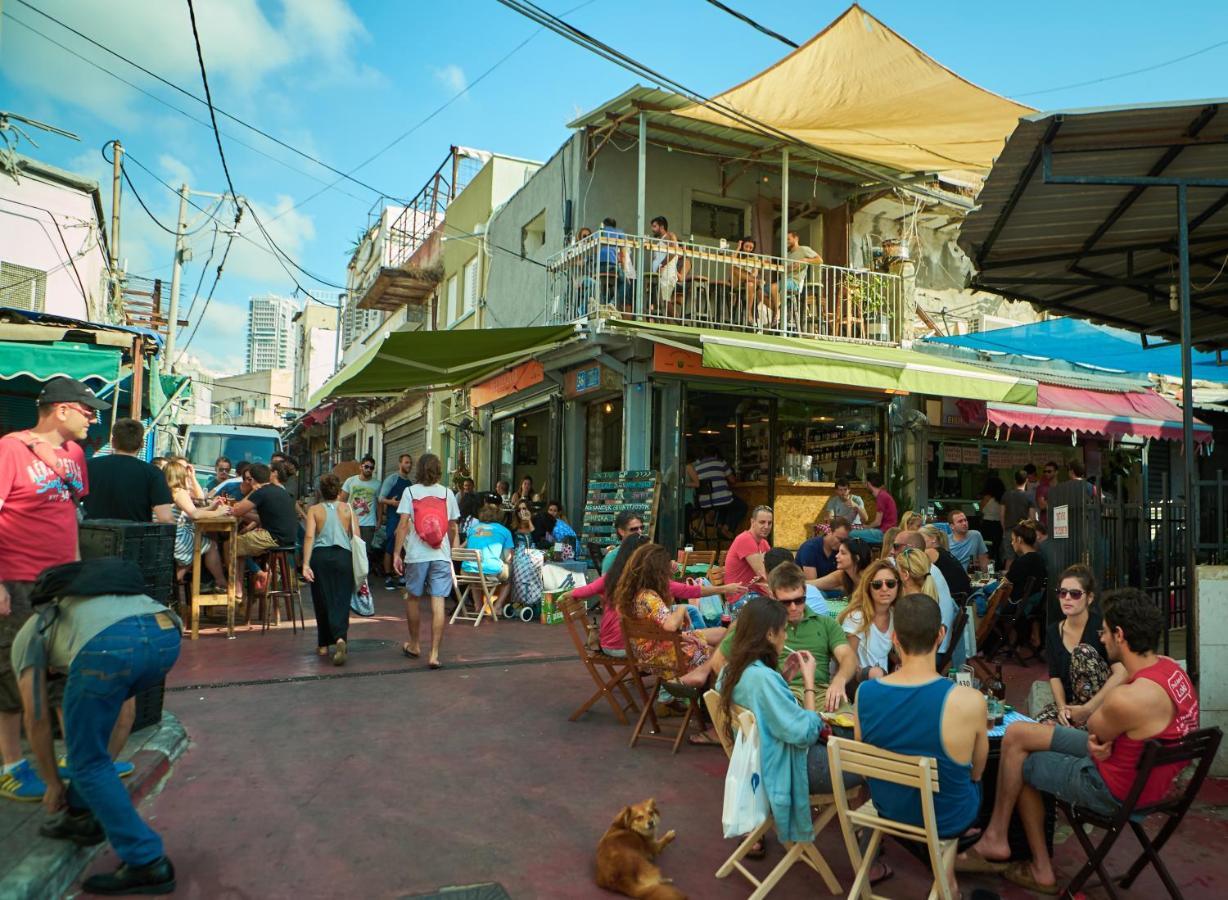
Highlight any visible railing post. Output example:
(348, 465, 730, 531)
(636, 111, 647, 318)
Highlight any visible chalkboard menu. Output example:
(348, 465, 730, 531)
(580, 470, 661, 545)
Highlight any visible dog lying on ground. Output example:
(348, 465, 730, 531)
(595, 798, 685, 900)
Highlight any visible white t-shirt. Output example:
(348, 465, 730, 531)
(841, 609, 894, 670)
(396, 483, 460, 563)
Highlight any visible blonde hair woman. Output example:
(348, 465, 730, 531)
(897, 510, 923, 533)
(879, 527, 901, 560)
(838, 559, 900, 684)
(164, 458, 229, 591)
(894, 547, 939, 602)
(919, 524, 948, 551)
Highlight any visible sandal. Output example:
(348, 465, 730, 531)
(955, 848, 1009, 874)
(1002, 861, 1059, 895)
(869, 860, 894, 887)
(401, 643, 420, 659)
(746, 837, 767, 860)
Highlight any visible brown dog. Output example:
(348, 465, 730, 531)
(595, 798, 686, 900)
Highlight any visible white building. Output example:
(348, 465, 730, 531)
(212, 368, 293, 427)
(246, 294, 298, 373)
(0, 154, 112, 323)
(292, 300, 339, 413)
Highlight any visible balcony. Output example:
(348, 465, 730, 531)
(546, 233, 904, 344)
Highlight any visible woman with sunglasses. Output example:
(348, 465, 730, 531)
(838, 560, 900, 684)
(510, 499, 536, 548)
(807, 537, 874, 598)
(1035, 565, 1126, 728)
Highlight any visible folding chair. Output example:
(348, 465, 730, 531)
(558, 595, 643, 725)
(827, 737, 957, 900)
(1057, 727, 1223, 899)
(987, 576, 1036, 666)
(935, 605, 969, 674)
(973, 578, 1013, 646)
(621, 616, 706, 753)
(679, 550, 717, 579)
(703, 690, 845, 898)
(448, 548, 499, 626)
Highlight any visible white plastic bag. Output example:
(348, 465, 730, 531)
(721, 715, 770, 838)
(350, 533, 369, 584)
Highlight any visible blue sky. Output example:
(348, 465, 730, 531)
(3, 0, 1226, 376)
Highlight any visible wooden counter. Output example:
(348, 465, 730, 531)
(732, 480, 877, 550)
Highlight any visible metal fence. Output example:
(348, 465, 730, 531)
(546, 232, 904, 344)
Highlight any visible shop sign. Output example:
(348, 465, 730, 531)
(470, 360, 544, 408)
(1053, 505, 1070, 539)
(563, 363, 620, 399)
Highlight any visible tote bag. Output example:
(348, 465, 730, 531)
(350, 533, 370, 584)
(721, 714, 770, 838)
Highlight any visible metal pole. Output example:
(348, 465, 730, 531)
(636, 109, 647, 318)
(1177, 184, 1199, 688)
(163, 184, 190, 368)
(110, 140, 123, 316)
(780, 148, 790, 261)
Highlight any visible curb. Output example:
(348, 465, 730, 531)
(1, 712, 189, 900)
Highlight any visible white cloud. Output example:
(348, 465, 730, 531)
(157, 155, 195, 191)
(433, 64, 468, 95)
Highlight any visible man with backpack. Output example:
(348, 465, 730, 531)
(392, 453, 459, 669)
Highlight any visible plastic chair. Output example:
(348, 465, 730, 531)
(703, 690, 845, 898)
(449, 548, 499, 626)
(559, 595, 644, 725)
(827, 736, 958, 900)
(1058, 727, 1223, 899)
(621, 616, 706, 753)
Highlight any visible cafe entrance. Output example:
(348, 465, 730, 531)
(491, 401, 558, 498)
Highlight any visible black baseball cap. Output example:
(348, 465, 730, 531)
(37, 377, 112, 411)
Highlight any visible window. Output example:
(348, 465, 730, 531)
(0, 262, 48, 311)
(446, 275, 459, 323)
(521, 209, 546, 256)
(463, 258, 479, 313)
(689, 198, 746, 245)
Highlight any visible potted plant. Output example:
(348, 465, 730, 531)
(846, 276, 893, 340)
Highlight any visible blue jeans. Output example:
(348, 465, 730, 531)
(63, 614, 181, 866)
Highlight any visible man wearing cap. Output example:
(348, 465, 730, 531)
(0, 377, 104, 802)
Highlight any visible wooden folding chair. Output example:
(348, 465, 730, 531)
(935, 605, 970, 674)
(621, 616, 706, 753)
(680, 550, 717, 579)
(827, 737, 957, 900)
(558, 595, 643, 725)
(1058, 727, 1223, 899)
(703, 690, 844, 898)
(448, 548, 499, 626)
(973, 578, 1013, 646)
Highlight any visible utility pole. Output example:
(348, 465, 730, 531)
(109, 140, 123, 315)
(163, 184, 191, 367)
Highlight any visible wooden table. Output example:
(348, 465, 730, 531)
(190, 515, 238, 640)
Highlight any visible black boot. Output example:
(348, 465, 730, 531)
(82, 856, 175, 895)
(39, 808, 104, 846)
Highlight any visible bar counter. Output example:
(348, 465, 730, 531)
(732, 479, 877, 549)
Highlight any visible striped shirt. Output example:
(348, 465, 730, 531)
(693, 456, 734, 508)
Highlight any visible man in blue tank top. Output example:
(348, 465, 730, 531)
(856, 593, 988, 896)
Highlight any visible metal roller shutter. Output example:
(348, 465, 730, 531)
(383, 419, 427, 472)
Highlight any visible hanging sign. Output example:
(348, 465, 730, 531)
(1053, 505, 1070, 539)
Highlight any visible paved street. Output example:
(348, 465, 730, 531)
(56, 584, 1228, 899)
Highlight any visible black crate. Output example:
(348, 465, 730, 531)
(131, 679, 166, 731)
(79, 520, 177, 605)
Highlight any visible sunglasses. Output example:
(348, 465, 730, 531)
(65, 403, 99, 421)
(870, 579, 898, 590)
(1057, 588, 1086, 600)
(891, 541, 909, 550)
(779, 597, 807, 607)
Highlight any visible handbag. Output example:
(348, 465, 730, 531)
(350, 531, 370, 584)
(350, 580, 375, 616)
(721, 713, 770, 838)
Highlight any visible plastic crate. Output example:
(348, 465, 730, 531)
(79, 520, 177, 605)
(131, 679, 165, 731)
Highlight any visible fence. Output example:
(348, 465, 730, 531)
(546, 232, 904, 344)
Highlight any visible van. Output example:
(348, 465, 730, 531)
(183, 424, 283, 488)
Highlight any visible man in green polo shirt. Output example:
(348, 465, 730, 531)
(713, 561, 856, 711)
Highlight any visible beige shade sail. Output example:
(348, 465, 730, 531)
(675, 4, 1032, 174)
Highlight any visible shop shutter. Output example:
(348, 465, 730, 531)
(382, 419, 427, 473)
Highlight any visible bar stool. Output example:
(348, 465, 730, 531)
(260, 546, 305, 633)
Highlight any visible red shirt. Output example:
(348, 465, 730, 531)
(726, 530, 770, 599)
(874, 488, 898, 531)
(1095, 657, 1200, 805)
(572, 575, 703, 651)
(0, 436, 88, 582)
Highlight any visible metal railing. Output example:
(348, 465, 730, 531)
(546, 232, 904, 344)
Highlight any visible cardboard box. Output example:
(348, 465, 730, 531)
(540, 593, 565, 625)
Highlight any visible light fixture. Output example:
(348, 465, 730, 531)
(603, 401, 613, 414)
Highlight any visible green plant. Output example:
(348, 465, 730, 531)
(847, 275, 890, 316)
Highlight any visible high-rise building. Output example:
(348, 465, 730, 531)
(246, 294, 299, 373)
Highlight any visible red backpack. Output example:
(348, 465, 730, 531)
(408, 486, 449, 549)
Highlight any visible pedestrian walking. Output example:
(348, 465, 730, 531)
(0, 377, 103, 803)
(302, 474, 358, 665)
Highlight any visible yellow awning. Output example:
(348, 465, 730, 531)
(676, 5, 1032, 174)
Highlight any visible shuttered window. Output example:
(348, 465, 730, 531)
(0, 261, 47, 312)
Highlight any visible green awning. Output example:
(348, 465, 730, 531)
(614, 320, 1037, 405)
(310, 324, 580, 405)
(0, 340, 123, 388)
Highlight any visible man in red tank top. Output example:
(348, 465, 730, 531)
(963, 587, 1199, 894)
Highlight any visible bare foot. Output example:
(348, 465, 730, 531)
(968, 834, 1011, 862)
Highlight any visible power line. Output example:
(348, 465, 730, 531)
(179, 222, 218, 329)
(1015, 37, 1228, 98)
(699, 0, 798, 48)
(2, 11, 370, 206)
(184, 0, 238, 220)
(11, 0, 401, 202)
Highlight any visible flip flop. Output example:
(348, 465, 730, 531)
(745, 838, 767, 860)
(687, 730, 721, 747)
(869, 860, 894, 887)
(401, 644, 420, 659)
(955, 848, 1009, 874)
(1003, 861, 1059, 895)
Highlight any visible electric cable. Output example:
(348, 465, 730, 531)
(699, 0, 798, 48)
(184, 0, 238, 222)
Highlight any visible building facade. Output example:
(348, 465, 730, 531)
(212, 368, 292, 427)
(292, 300, 339, 414)
(246, 294, 298, 373)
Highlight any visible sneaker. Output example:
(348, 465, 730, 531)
(384, 576, 396, 591)
(0, 759, 47, 802)
(39, 808, 105, 845)
(57, 757, 136, 780)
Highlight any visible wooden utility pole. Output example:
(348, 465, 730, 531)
(109, 140, 123, 315)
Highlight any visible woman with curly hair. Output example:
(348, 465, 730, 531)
(614, 543, 725, 687)
(838, 559, 900, 683)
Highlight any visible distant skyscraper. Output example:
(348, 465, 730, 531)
(246, 294, 298, 373)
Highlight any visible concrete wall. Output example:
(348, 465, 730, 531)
(211, 368, 292, 426)
(1197, 565, 1228, 775)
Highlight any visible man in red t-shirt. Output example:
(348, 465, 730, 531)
(965, 588, 1200, 894)
(0, 378, 103, 801)
(723, 505, 773, 600)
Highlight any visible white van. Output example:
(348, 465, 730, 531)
(183, 424, 283, 487)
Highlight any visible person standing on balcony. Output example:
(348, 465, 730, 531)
(784, 230, 822, 326)
(597, 217, 635, 309)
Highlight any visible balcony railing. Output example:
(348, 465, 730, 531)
(546, 233, 904, 344)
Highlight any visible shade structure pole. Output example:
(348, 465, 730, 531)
(635, 109, 647, 318)
(1177, 184, 1199, 688)
(781, 149, 790, 328)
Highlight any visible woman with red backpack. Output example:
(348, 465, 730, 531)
(392, 453, 460, 669)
